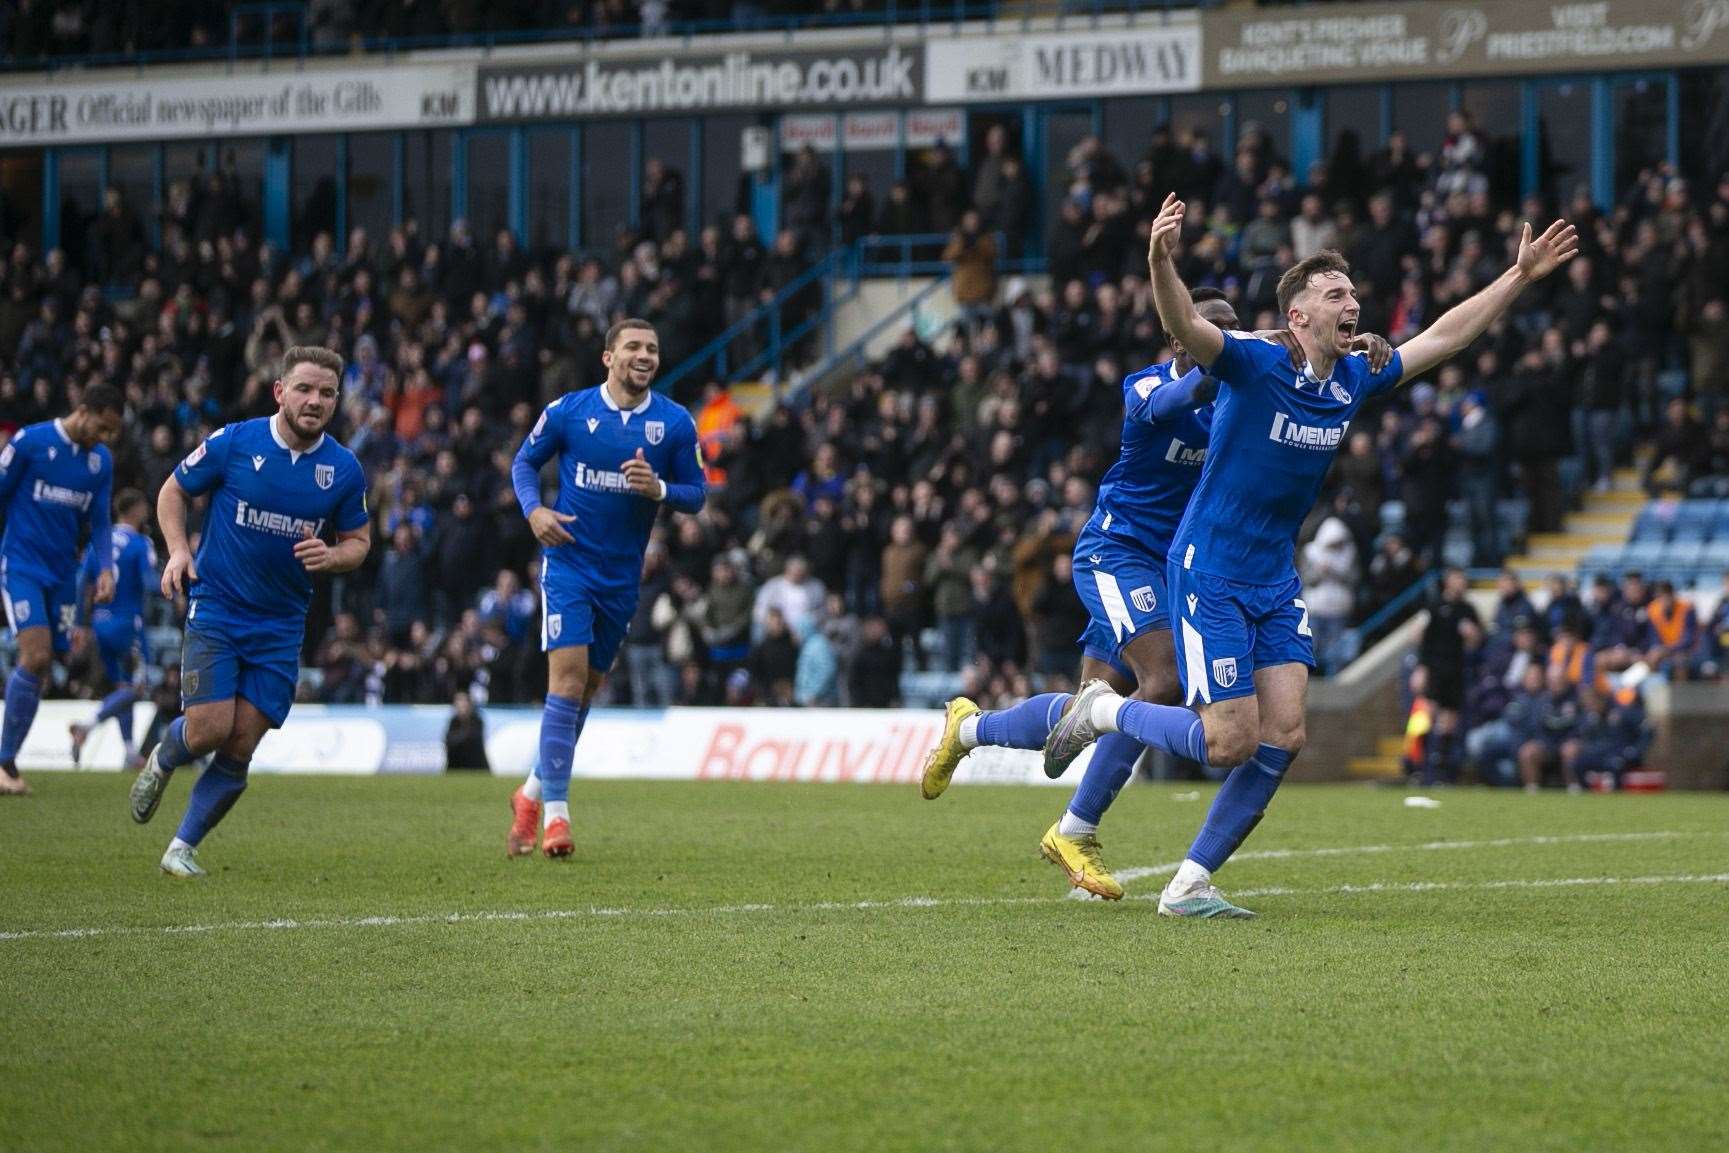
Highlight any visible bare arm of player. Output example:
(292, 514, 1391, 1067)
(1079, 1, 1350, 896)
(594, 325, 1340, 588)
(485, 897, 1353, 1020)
(157, 474, 198, 598)
(1397, 220, 1579, 384)
(1146, 194, 1225, 369)
(294, 525, 372, 574)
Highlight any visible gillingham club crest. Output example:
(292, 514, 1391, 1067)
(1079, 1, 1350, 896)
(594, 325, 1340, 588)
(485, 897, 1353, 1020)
(1130, 585, 1157, 613)
(1212, 657, 1238, 689)
(315, 463, 335, 490)
(645, 420, 665, 445)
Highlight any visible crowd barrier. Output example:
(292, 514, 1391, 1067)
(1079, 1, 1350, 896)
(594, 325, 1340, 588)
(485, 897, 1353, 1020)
(19, 702, 1078, 785)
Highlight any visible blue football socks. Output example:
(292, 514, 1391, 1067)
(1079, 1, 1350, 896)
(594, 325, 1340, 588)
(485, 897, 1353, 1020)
(535, 694, 589, 805)
(1112, 698, 1210, 765)
(96, 687, 137, 749)
(1187, 744, 1294, 871)
(975, 693, 1068, 750)
(1066, 732, 1141, 825)
(175, 754, 250, 847)
(0, 667, 42, 765)
(155, 715, 197, 773)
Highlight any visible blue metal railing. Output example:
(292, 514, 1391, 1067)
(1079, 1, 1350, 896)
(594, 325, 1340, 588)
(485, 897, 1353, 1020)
(656, 244, 860, 396)
(657, 230, 1030, 394)
(857, 232, 1042, 279)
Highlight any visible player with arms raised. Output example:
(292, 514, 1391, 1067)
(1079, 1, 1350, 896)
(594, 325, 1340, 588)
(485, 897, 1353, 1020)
(129, 348, 371, 877)
(0, 385, 123, 795)
(1045, 197, 1577, 916)
(918, 288, 1390, 900)
(68, 488, 158, 771)
(507, 318, 705, 858)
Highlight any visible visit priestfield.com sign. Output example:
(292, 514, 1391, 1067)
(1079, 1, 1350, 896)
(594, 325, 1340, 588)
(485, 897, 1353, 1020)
(1204, 0, 1729, 86)
(478, 44, 921, 120)
(0, 64, 472, 148)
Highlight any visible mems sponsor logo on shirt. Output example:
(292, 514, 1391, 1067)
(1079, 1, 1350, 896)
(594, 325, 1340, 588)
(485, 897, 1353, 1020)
(234, 499, 325, 539)
(32, 480, 94, 510)
(571, 462, 632, 494)
(1268, 412, 1348, 450)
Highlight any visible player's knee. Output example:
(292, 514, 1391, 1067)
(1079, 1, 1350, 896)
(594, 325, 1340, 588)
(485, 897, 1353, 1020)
(1127, 664, 1181, 706)
(17, 647, 51, 678)
(1203, 723, 1258, 769)
(1272, 723, 1307, 758)
(183, 712, 233, 755)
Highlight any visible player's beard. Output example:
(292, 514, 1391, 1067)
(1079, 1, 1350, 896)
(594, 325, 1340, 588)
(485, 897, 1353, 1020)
(285, 403, 333, 441)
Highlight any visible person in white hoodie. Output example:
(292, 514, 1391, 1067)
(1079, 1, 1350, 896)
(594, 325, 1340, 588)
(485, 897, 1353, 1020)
(1301, 516, 1359, 672)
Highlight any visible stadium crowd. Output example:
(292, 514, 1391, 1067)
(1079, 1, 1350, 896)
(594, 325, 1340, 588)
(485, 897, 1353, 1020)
(1402, 565, 1729, 789)
(3, 107, 1729, 719)
(2, 0, 1013, 60)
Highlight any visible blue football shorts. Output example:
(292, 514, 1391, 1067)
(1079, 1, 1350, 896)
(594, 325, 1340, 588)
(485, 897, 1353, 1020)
(1168, 563, 1313, 706)
(540, 556, 639, 674)
(92, 610, 148, 685)
(1, 564, 77, 654)
(1072, 528, 1171, 680)
(180, 600, 302, 728)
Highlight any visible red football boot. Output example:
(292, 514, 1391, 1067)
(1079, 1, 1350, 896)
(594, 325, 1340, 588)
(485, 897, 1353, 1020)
(541, 817, 574, 859)
(507, 788, 541, 858)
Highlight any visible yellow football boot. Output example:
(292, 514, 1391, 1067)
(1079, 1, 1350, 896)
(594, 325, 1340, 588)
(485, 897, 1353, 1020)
(1038, 822, 1124, 900)
(919, 697, 980, 800)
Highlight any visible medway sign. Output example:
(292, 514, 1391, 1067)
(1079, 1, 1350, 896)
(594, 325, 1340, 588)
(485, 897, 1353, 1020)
(1204, 0, 1729, 87)
(478, 44, 921, 120)
(0, 65, 472, 148)
(926, 25, 1202, 102)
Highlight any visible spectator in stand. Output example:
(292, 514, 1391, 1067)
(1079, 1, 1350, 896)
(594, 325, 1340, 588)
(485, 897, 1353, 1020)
(1562, 681, 1650, 790)
(1416, 568, 1482, 781)
(1643, 397, 1709, 494)
(925, 523, 979, 671)
(879, 514, 927, 666)
(1520, 665, 1584, 793)
(849, 616, 901, 707)
(749, 608, 801, 707)
(753, 554, 825, 642)
(945, 210, 998, 333)
(377, 523, 429, 646)
(444, 691, 489, 771)
(1455, 389, 1501, 566)
(1642, 580, 1699, 681)
(1301, 516, 1359, 672)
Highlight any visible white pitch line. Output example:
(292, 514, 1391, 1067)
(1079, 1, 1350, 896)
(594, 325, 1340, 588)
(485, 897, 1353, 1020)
(4, 869, 1727, 944)
(1107, 830, 1705, 887)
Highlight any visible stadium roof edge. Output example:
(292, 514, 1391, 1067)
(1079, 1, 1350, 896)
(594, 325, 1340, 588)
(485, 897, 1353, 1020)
(0, 11, 1202, 90)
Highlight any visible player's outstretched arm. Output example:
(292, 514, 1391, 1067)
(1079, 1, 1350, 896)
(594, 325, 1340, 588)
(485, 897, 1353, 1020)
(1397, 220, 1578, 384)
(158, 474, 197, 598)
(1146, 194, 1225, 369)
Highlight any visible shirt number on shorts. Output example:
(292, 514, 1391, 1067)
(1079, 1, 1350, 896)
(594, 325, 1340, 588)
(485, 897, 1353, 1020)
(1294, 598, 1312, 637)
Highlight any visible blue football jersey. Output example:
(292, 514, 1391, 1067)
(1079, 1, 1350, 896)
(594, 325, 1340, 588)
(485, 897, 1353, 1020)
(1173, 334, 1403, 585)
(1086, 359, 1214, 562)
(82, 522, 156, 626)
(0, 419, 113, 585)
(514, 386, 706, 578)
(81, 525, 155, 625)
(175, 417, 369, 624)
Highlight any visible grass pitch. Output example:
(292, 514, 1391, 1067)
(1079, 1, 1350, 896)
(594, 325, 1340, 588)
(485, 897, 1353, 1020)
(4, 774, 1727, 1153)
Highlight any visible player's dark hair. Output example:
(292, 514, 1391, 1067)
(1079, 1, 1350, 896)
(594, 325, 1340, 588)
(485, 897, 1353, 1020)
(1189, 287, 1228, 305)
(606, 318, 657, 350)
(80, 382, 124, 415)
(281, 345, 344, 380)
(113, 488, 146, 517)
(1276, 249, 1352, 317)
